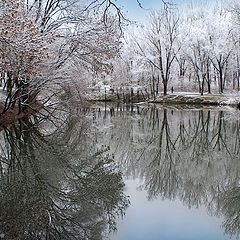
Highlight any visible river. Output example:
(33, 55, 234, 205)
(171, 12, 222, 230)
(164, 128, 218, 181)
(0, 104, 239, 240)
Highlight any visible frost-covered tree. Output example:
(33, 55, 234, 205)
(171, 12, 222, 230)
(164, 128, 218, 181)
(182, 8, 214, 94)
(0, 0, 53, 112)
(0, 0, 123, 114)
(207, 9, 233, 93)
(135, 4, 180, 95)
(123, 2, 240, 95)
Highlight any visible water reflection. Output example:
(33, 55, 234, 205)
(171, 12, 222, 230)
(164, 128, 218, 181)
(0, 115, 129, 240)
(93, 105, 240, 239)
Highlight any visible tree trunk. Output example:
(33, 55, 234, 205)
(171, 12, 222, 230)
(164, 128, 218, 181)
(219, 68, 224, 94)
(163, 81, 167, 95)
(201, 80, 204, 96)
(238, 70, 240, 91)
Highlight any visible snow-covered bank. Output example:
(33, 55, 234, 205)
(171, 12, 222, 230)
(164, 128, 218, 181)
(85, 90, 240, 108)
(150, 93, 240, 107)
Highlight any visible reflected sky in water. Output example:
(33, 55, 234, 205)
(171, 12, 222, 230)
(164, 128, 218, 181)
(111, 179, 228, 240)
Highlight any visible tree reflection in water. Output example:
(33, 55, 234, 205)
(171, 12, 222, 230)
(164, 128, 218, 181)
(93, 105, 240, 239)
(220, 186, 240, 238)
(0, 114, 129, 240)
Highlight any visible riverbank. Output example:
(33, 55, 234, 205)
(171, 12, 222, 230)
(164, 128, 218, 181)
(150, 92, 240, 107)
(86, 91, 240, 108)
(0, 91, 239, 129)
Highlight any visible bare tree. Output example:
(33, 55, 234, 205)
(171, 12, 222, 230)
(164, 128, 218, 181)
(0, 0, 123, 114)
(136, 4, 179, 95)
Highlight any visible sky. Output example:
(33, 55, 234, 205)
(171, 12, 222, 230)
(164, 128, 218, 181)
(116, 0, 218, 22)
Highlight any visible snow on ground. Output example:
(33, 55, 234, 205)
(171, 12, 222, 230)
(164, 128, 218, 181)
(152, 92, 240, 107)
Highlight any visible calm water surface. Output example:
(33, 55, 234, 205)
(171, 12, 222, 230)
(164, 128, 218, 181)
(92, 105, 240, 240)
(0, 105, 239, 240)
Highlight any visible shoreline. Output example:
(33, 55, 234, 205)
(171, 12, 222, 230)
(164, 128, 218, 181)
(86, 92, 240, 108)
(150, 93, 240, 107)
